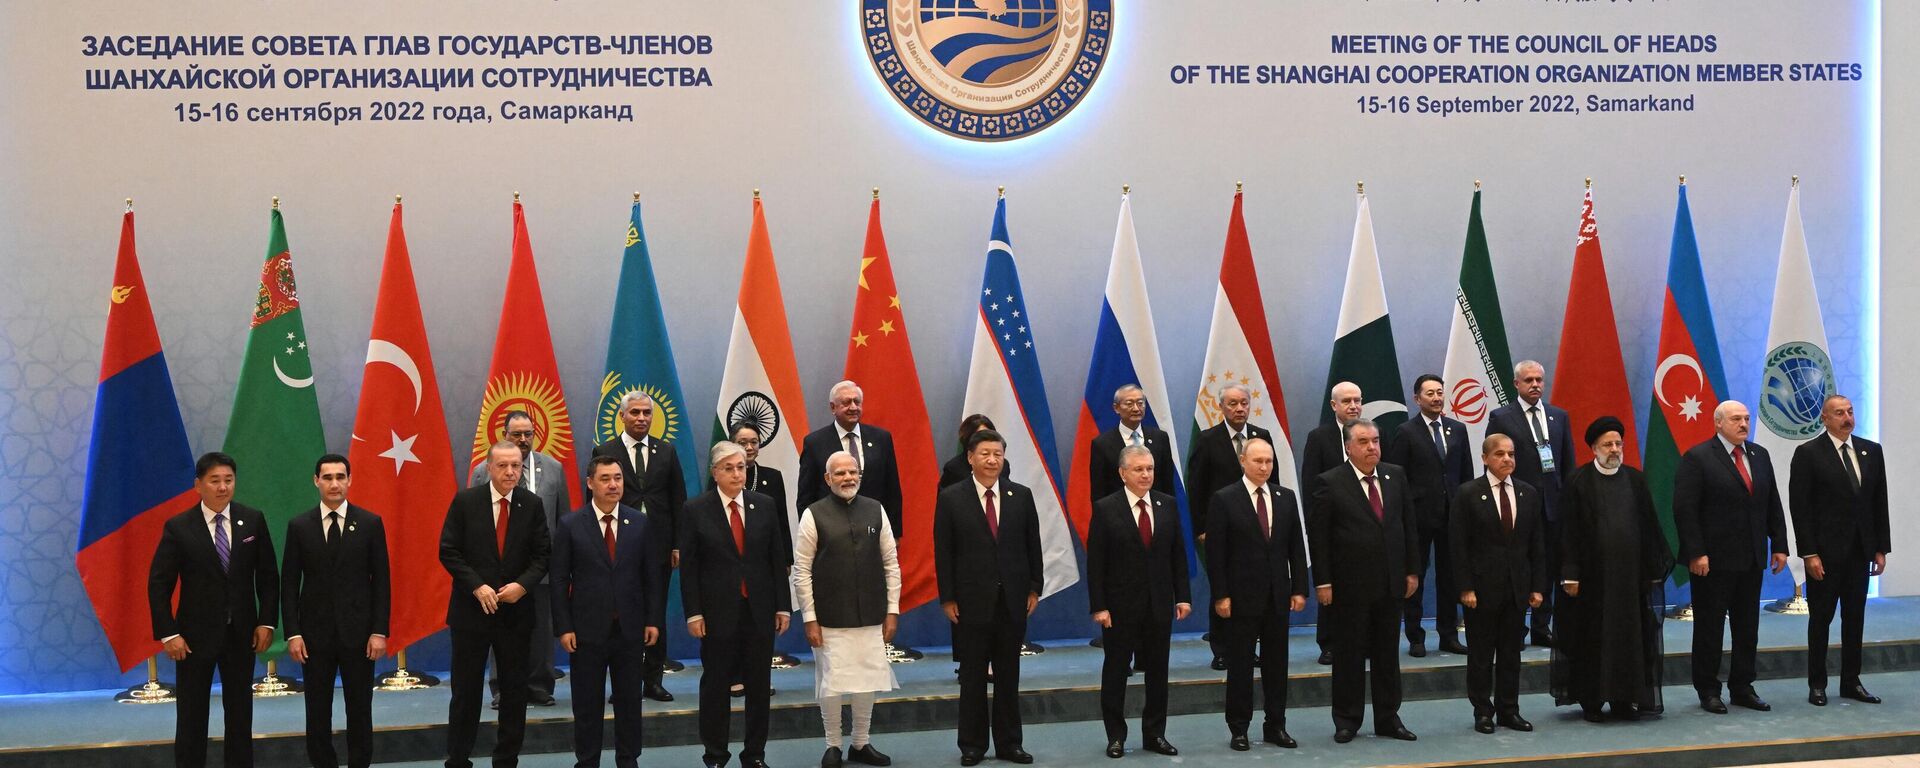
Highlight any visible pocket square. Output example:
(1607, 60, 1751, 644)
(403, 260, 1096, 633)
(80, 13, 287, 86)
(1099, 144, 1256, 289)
(242, 535, 257, 543)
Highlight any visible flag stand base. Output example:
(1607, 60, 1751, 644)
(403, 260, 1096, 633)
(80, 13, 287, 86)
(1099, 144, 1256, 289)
(1766, 583, 1810, 615)
(1666, 603, 1695, 621)
(771, 654, 802, 670)
(885, 643, 923, 663)
(376, 651, 440, 691)
(1019, 642, 1045, 657)
(252, 660, 303, 697)
(116, 657, 177, 704)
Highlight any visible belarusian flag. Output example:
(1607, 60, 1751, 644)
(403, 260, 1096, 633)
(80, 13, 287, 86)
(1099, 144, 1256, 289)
(841, 194, 941, 611)
(713, 194, 811, 542)
(1191, 189, 1294, 492)
(1645, 181, 1730, 584)
(222, 204, 327, 656)
(1322, 187, 1407, 433)
(1552, 183, 1641, 468)
(1439, 187, 1514, 450)
(1754, 179, 1834, 586)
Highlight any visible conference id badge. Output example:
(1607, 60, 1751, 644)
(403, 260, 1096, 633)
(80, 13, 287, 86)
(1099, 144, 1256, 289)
(1538, 444, 1557, 473)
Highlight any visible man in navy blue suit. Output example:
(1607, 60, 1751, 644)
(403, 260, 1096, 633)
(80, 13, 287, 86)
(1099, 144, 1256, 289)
(1484, 361, 1572, 646)
(1384, 374, 1473, 657)
(552, 455, 664, 768)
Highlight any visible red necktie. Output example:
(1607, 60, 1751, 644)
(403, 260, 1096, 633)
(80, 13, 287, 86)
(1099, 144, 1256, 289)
(983, 489, 999, 539)
(1497, 480, 1513, 534)
(729, 500, 747, 597)
(1732, 445, 1753, 493)
(1254, 489, 1271, 540)
(1364, 475, 1384, 521)
(495, 498, 509, 557)
(1135, 499, 1153, 549)
(602, 514, 618, 563)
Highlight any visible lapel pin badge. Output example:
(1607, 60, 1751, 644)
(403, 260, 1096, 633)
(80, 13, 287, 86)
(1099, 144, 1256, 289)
(235, 519, 244, 527)
(348, 524, 357, 532)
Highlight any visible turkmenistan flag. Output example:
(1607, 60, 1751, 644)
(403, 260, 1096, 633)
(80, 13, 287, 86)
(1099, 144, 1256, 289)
(599, 198, 700, 498)
(1645, 181, 1729, 585)
(222, 204, 326, 655)
(1440, 187, 1515, 451)
(1322, 187, 1408, 433)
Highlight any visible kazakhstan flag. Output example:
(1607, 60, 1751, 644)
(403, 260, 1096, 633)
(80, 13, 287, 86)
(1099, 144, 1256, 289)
(599, 199, 700, 498)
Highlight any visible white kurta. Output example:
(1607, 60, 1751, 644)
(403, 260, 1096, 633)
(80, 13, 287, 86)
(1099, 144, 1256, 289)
(793, 506, 901, 698)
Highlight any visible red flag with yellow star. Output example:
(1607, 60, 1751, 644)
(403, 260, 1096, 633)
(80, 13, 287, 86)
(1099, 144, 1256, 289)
(843, 195, 941, 612)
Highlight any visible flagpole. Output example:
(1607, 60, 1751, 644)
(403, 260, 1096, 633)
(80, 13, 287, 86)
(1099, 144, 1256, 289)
(376, 649, 441, 691)
(115, 655, 178, 704)
(252, 657, 303, 697)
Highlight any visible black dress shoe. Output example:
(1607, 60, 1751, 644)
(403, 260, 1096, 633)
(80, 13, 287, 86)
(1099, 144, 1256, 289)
(488, 696, 499, 710)
(532, 695, 557, 706)
(1474, 715, 1495, 734)
(1730, 692, 1771, 711)
(822, 746, 844, 768)
(1440, 638, 1470, 655)
(959, 751, 984, 766)
(1317, 650, 1334, 666)
(1530, 631, 1555, 647)
(1228, 734, 1250, 751)
(1210, 657, 1227, 671)
(1497, 713, 1533, 732)
(645, 682, 674, 702)
(1409, 642, 1427, 658)
(1379, 725, 1418, 741)
(1105, 740, 1125, 759)
(742, 759, 770, 768)
(849, 744, 891, 766)
(1700, 696, 1728, 714)
(1333, 728, 1356, 744)
(995, 748, 1034, 764)
(1842, 685, 1882, 704)
(1583, 708, 1605, 723)
(1262, 729, 1295, 749)
(731, 684, 746, 698)
(1809, 688, 1828, 706)
(1144, 737, 1177, 755)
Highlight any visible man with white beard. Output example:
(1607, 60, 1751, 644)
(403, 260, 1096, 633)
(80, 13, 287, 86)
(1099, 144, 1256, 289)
(794, 452, 901, 767)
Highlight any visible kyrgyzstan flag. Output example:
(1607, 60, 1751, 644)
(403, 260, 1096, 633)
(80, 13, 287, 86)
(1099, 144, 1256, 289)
(348, 200, 458, 651)
(468, 199, 581, 509)
(76, 208, 198, 671)
(841, 193, 942, 612)
(1551, 182, 1641, 468)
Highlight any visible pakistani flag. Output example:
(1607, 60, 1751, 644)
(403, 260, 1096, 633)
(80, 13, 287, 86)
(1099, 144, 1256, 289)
(1440, 188, 1516, 450)
(1754, 180, 1833, 586)
(222, 205, 326, 655)
(599, 199, 700, 497)
(1322, 188, 1408, 432)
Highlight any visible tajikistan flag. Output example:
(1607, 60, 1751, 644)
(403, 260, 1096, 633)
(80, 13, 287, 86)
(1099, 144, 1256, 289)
(1191, 188, 1296, 492)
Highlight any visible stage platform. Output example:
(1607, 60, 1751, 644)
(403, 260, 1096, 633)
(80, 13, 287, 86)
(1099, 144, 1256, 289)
(2, 596, 1917, 767)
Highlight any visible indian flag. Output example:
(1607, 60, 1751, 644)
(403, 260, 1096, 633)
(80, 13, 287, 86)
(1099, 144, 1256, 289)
(713, 194, 811, 536)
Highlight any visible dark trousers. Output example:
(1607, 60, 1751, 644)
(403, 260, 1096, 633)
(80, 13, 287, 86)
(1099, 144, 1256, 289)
(301, 637, 375, 768)
(489, 588, 555, 700)
(644, 578, 671, 685)
(699, 599, 775, 765)
(447, 609, 533, 768)
(174, 623, 256, 768)
(1807, 555, 1870, 691)
(1222, 607, 1289, 736)
(571, 620, 647, 768)
(1099, 618, 1171, 742)
(954, 599, 1026, 755)
(1405, 524, 1460, 644)
(1463, 598, 1525, 717)
(1531, 518, 1561, 637)
(1328, 596, 1403, 732)
(1690, 566, 1763, 698)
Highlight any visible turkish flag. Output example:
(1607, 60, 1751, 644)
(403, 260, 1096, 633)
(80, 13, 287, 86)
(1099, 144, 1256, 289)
(348, 202, 457, 651)
(467, 201, 581, 509)
(843, 198, 941, 612)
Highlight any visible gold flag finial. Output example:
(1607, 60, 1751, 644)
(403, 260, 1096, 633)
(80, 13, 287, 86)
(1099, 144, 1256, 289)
(513, 190, 520, 203)
(632, 191, 640, 203)
(1121, 183, 1130, 195)
(1585, 177, 1592, 190)
(872, 187, 879, 201)
(124, 197, 133, 211)
(1474, 179, 1481, 190)
(753, 188, 761, 200)
(997, 185, 1006, 198)
(1235, 181, 1243, 194)
(394, 194, 402, 204)
(271, 196, 280, 210)
(1679, 174, 1687, 186)
(1792, 175, 1800, 188)
(1356, 180, 1365, 195)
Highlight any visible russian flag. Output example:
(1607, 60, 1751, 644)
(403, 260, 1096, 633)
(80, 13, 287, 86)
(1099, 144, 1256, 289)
(1066, 192, 1194, 569)
(75, 210, 198, 672)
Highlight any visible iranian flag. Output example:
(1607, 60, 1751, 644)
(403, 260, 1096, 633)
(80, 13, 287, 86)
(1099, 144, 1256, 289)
(1322, 186, 1407, 433)
(1754, 179, 1833, 586)
(222, 204, 326, 656)
(713, 194, 811, 539)
(1439, 187, 1514, 450)
(1190, 188, 1295, 492)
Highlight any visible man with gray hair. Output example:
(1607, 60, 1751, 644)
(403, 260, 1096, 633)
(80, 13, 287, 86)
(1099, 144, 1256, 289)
(467, 411, 567, 708)
(590, 391, 687, 701)
(1186, 382, 1277, 669)
(1301, 381, 1365, 664)
(798, 380, 904, 539)
(1485, 360, 1572, 646)
(795, 452, 901, 767)
(1087, 383, 1178, 512)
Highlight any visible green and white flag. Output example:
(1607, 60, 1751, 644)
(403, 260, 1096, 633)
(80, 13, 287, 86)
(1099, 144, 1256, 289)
(1321, 188, 1408, 433)
(1440, 188, 1516, 450)
(222, 205, 326, 655)
(1754, 180, 1833, 586)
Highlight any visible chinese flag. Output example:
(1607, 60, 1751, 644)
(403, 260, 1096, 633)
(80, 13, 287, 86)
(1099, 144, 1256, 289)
(843, 197, 941, 612)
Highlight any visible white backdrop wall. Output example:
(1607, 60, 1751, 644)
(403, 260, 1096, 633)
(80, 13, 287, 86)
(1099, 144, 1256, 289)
(0, 0, 1887, 693)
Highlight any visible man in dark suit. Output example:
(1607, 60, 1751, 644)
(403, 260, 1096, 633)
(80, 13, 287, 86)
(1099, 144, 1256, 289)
(1385, 374, 1473, 657)
(1207, 438, 1308, 752)
(1674, 400, 1789, 714)
(1187, 383, 1274, 670)
(935, 430, 1043, 766)
(1484, 361, 1573, 646)
(1449, 434, 1545, 734)
(1088, 446, 1191, 758)
(1086, 384, 1179, 508)
(798, 380, 904, 536)
(1791, 394, 1891, 706)
(553, 455, 664, 768)
(440, 441, 551, 768)
(149, 452, 279, 768)
(1301, 381, 1364, 664)
(1310, 419, 1420, 743)
(283, 454, 390, 768)
(467, 411, 567, 708)
(682, 441, 792, 768)
(590, 391, 687, 701)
